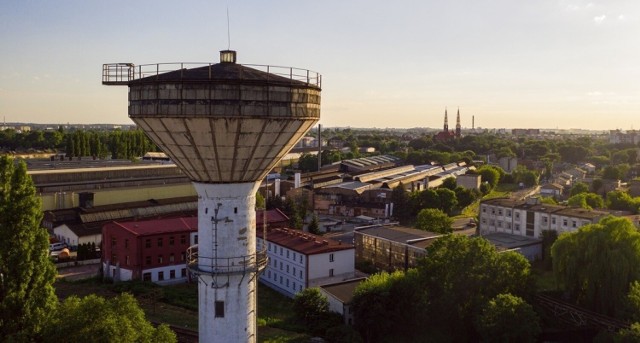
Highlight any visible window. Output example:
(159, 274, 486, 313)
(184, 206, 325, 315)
(300, 270, 303, 278)
(280, 276, 283, 284)
(158, 271, 164, 281)
(286, 279, 289, 287)
(490, 220, 495, 226)
(124, 239, 129, 249)
(180, 235, 186, 244)
(268, 243, 271, 252)
(563, 219, 568, 226)
(329, 253, 334, 262)
(329, 269, 334, 277)
(125, 255, 130, 266)
(215, 301, 224, 318)
(507, 223, 512, 229)
(482, 218, 487, 224)
(482, 207, 486, 213)
(293, 281, 296, 290)
(181, 252, 186, 262)
(542, 216, 548, 224)
(181, 268, 186, 278)
(170, 270, 175, 279)
(497, 221, 502, 228)
(498, 209, 503, 216)
(300, 255, 303, 263)
(111, 253, 117, 264)
(145, 239, 151, 248)
(515, 224, 520, 231)
(170, 253, 175, 263)
(157, 238, 163, 247)
(143, 272, 151, 281)
(491, 209, 495, 214)
(293, 267, 296, 276)
(286, 265, 289, 273)
(145, 256, 151, 265)
(507, 210, 512, 217)
(287, 250, 290, 258)
(572, 220, 577, 228)
(280, 247, 283, 256)
(194, 235, 198, 244)
(515, 212, 520, 219)
(169, 236, 175, 246)
(552, 217, 557, 225)
(280, 262, 283, 270)
(111, 236, 116, 247)
(158, 255, 163, 264)
(268, 270, 271, 278)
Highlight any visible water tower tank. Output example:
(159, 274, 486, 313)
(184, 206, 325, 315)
(103, 50, 321, 343)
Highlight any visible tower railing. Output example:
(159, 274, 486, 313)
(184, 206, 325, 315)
(186, 244, 268, 276)
(102, 62, 321, 88)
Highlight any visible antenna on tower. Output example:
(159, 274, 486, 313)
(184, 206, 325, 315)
(226, 6, 231, 50)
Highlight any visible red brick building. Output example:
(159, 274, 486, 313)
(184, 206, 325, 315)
(102, 217, 197, 284)
(102, 209, 288, 284)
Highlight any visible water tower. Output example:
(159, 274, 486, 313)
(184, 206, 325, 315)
(103, 50, 321, 342)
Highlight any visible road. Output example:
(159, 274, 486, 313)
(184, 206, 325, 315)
(56, 263, 100, 281)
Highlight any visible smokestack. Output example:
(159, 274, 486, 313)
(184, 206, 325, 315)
(317, 124, 322, 171)
(472, 115, 475, 129)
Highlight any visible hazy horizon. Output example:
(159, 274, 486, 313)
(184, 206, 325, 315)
(1, 1, 639, 130)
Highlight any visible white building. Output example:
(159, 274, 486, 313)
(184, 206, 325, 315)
(257, 227, 356, 298)
(53, 222, 102, 249)
(479, 197, 610, 239)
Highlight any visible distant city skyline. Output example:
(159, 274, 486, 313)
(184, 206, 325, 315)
(1, 0, 639, 130)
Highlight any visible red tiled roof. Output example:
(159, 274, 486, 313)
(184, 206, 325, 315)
(108, 217, 197, 236)
(256, 208, 289, 226)
(257, 227, 354, 255)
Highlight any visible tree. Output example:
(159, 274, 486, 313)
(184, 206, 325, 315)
(477, 165, 502, 189)
(0, 156, 57, 341)
(475, 293, 540, 343)
(419, 234, 534, 341)
(552, 216, 640, 316)
(415, 208, 452, 234)
(606, 191, 639, 214)
(441, 177, 457, 190)
(255, 191, 265, 209)
(43, 293, 176, 343)
(568, 192, 604, 210)
(390, 183, 411, 224)
(435, 188, 458, 215)
(308, 214, 321, 235)
(352, 270, 425, 343)
(297, 153, 318, 172)
(293, 288, 329, 326)
(570, 182, 590, 197)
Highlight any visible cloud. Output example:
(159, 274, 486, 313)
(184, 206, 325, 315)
(563, 1, 595, 11)
(593, 14, 606, 24)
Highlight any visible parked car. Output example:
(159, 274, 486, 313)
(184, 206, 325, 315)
(49, 242, 66, 251)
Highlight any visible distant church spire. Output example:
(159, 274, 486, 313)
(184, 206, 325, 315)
(444, 108, 449, 132)
(456, 108, 461, 138)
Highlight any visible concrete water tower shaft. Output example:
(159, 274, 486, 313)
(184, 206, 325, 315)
(103, 50, 321, 342)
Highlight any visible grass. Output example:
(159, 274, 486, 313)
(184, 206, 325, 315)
(54, 277, 308, 341)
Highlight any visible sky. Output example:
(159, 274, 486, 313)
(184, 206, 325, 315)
(1, 0, 639, 130)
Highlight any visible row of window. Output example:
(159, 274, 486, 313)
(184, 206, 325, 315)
(482, 207, 518, 219)
(145, 235, 190, 248)
(483, 217, 590, 230)
(268, 243, 303, 264)
(145, 252, 186, 266)
(270, 259, 304, 280)
(142, 268, 187, 281)
(111, 235, 190, 249)
(265, 269, 303, 293)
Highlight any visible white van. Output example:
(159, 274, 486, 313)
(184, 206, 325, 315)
(49, 243, 65, 251)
